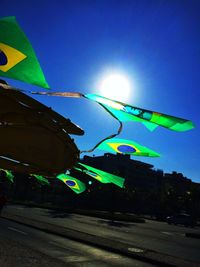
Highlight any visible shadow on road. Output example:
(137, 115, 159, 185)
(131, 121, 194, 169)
(45, 210, 72, 218)
(97, 219, 134, 228)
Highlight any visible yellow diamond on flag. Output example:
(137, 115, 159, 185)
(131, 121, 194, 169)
(0, 42, 26, 72)
(0, 16, 49, 88)
(107, 142, 139, 154)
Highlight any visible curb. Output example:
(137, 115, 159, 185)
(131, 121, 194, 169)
(2, 212, 199, 267)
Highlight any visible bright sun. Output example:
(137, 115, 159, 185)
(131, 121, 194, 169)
(98, 73, 131, 102)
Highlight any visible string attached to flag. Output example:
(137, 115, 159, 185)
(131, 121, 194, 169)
(80, 121, 123, 154)
(0, 82, 83, 98)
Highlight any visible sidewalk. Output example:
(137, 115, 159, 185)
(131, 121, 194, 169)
(2, 205, 199, 267)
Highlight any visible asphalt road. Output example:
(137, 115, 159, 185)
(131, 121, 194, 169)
(0, 218, 153, 267)
(2, 204, 200, 264)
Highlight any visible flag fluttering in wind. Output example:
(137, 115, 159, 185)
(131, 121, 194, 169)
(57, 173, 86, 194)
(84, 94, 194, 132)
(97, 138, 160, 157)
(30, 174, 50, 185)
(75, 163, 125, 188)
(0, 168, 14, 183)
(0, 16, 49, 88)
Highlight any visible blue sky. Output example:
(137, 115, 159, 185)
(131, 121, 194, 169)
(1, 0, 200, 182)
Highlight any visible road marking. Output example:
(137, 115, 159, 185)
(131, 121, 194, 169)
(62, 254, 120, 263)
(49, 241, 59, 245)
(128, 247, 144, 253)
(162, 231, 186, 237)
(162, 231, 173, 235)
(99, 255, 120, 259)
(49, 241, 66, 248)
(61, 256, 89, 262)
(8, 227, 27, 235)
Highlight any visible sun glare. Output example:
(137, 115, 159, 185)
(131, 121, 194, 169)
(99, 73, 131, 102)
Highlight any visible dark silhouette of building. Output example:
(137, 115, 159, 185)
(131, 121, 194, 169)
(79, 153, 199, 217)
(81, 153, 164, 191)
(2, 152, 199, 218)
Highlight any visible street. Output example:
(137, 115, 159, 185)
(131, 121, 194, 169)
(0, 217, 153, 267)
(1, 204, 200, 266)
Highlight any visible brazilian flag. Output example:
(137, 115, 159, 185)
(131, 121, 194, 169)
(97, 138, 160, 157)
(57, 173, 86, 194)
(30, 174, 50, 186)
(0, 168, 14, 183)
(85, 94, 195, 132)
(0, 16, 49, 88)
(75, 163, 125, 188)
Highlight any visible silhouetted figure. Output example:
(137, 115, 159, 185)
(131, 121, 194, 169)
(0, 194, 7, 215)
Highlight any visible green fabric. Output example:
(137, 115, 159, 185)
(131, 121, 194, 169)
(0, 168, 14, 183)
(75, 163, 125, 188)
(99, 105, 159, 131)
(97, 138, 160, 157)
(85, 94, 194, 132)
(31, 174, 50, 185)
(0, 16, 49, 88)
(57, 173, 86, 194)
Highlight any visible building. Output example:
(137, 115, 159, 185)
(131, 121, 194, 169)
(81, 153, 163, 191)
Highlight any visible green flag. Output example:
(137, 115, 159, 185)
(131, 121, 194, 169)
(97, 138, 160, 157)
(85, 94, 194, 132)
(75, 163, 125, 188)
(30, 174, 50, 185)
(0, 168, 14, 183)
(0, 16, 49, 88)
(57, 173, 86, 194)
